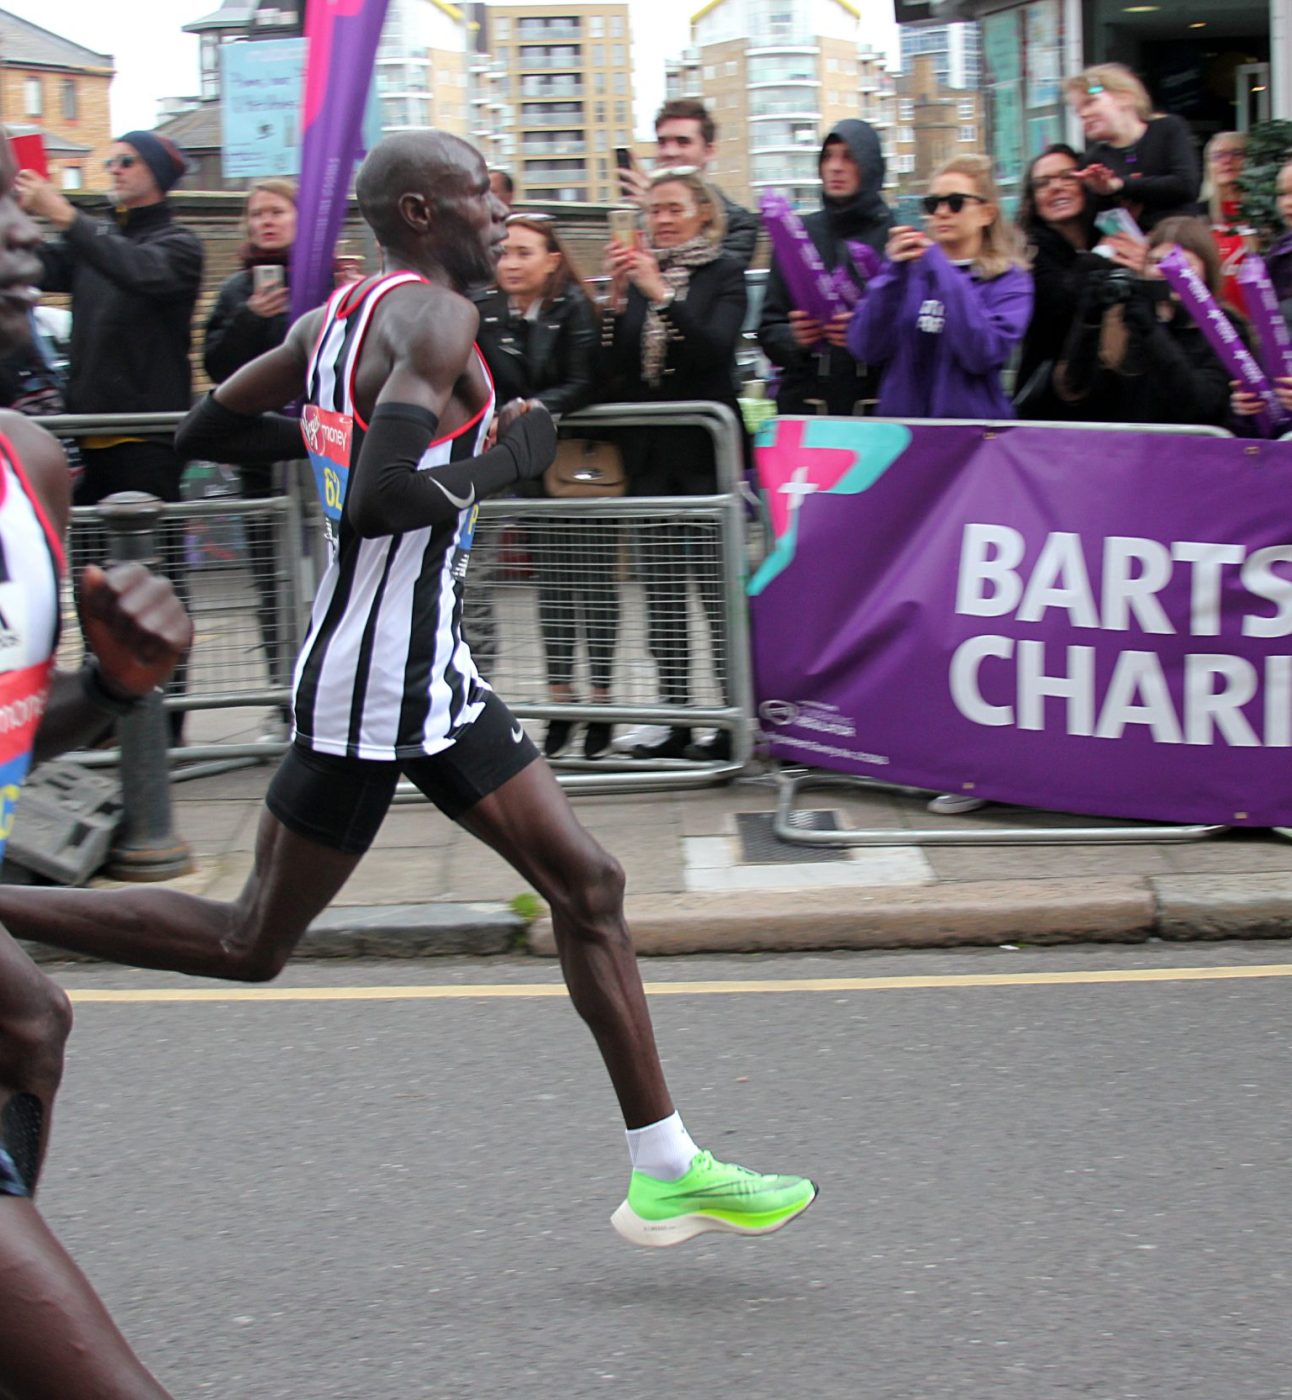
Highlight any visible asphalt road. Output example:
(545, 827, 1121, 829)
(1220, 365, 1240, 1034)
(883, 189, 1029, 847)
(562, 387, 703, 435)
(29, 943, 1292, 1400)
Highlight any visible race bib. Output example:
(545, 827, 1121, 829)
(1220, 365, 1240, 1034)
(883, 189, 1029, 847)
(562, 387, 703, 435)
(301, 405, 354, 553)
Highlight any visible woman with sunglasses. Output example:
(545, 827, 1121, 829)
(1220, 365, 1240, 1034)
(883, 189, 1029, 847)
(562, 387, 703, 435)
(1013, 144, 1098, 420)
(1065, 64, 1201, 236)
(846, 155, 1032, 420)
(474, 213, 607, 759)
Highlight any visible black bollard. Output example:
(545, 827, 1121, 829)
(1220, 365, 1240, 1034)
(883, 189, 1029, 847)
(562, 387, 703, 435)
(96, 491, 194, 881)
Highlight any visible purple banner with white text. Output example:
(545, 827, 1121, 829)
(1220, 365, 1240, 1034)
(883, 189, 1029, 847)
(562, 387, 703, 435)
(290, 0, 391, 323)
(749, 418, 1292, 826)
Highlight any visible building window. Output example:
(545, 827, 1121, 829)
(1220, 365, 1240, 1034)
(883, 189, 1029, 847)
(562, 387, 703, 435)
(591, 44, 603, 65)
(612, 71, 625, 94)
(61, 79, 78, 121)
(959, 125, 976, 142)
(827, 57, 837, 72)
(24, 77, 42, 117)
(611, 44, 624, 65)
(610, 15, 623, 37)
(589, 15, 604, 35)
(959, 100, 975, 119)
(899, 99, 914, 121)
(724, 60, 736, 75)
(62, 165, 83, 191)
(495, 17, 509, 36)
(703, 65, 715, 80)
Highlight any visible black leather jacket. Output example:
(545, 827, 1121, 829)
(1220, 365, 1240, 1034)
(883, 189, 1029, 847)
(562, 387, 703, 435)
(472, 286, 600, 417)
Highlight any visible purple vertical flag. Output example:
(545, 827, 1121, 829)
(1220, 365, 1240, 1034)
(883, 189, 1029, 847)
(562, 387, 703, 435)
(290, 0, 392, 323)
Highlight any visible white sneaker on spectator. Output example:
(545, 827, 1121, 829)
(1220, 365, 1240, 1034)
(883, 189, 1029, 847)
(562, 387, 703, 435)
(928, 793, 986, 815)
(613, 724, 669, 752)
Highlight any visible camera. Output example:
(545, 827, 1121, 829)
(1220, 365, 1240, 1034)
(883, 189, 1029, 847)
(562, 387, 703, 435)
(1090, 265, 1170, 310)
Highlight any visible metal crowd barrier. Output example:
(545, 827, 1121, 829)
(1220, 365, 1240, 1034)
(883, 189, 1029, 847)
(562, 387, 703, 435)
(37, 413, 312, 770)
(398, 399, 753, 797)
(767, 418, 1242, 850)
(38, 404, 757, 794)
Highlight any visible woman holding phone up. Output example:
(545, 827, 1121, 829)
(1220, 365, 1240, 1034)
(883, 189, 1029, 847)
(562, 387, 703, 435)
(203, 179, 297, 383)
(203, 179, 299, 736)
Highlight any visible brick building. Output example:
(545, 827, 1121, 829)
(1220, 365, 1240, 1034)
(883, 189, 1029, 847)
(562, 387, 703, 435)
(0, 7, 114, 193)
(891, 51, 985, 201)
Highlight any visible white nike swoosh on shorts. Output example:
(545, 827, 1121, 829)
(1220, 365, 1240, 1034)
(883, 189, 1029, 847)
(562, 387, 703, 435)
(510, 723, 524, 743)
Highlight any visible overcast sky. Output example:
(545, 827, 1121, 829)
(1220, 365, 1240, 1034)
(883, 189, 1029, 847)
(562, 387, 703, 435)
(0, 0, 899, 138)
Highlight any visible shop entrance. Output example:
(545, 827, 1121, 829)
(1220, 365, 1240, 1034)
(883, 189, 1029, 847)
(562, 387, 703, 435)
(1085, 0, 1270, 139)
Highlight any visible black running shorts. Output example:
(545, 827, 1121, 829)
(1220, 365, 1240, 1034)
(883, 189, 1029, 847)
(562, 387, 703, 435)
(266, 692, 541, 854)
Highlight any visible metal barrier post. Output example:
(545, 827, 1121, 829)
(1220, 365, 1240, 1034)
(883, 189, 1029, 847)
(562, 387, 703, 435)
(97, 491, 194, 881)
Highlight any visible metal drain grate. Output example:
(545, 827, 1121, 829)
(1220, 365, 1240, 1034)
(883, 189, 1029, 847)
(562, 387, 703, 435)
(735, 810, 847, 864)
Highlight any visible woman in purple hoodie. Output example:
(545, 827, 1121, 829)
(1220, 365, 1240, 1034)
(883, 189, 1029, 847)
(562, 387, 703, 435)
(847, 155, 1033, 420)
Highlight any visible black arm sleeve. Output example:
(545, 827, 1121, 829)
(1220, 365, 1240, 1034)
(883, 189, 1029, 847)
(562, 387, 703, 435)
(346, 401, 557, 538)
(174, 392, 304, 465)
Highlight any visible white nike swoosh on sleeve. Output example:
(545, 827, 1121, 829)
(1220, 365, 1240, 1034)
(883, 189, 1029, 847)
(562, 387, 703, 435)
(429, 479, 476, 511)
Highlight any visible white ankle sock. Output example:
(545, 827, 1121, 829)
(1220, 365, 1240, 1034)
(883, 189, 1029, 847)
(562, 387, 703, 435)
(625, 1111, 699, 1180)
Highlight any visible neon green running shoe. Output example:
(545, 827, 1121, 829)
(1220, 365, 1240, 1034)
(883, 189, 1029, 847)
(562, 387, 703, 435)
(611, 1149, 818, 1248)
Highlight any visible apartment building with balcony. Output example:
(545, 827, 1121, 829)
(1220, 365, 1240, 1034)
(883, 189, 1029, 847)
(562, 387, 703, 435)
(679, 0, 896, 209)
(478, 2, 634, 203)
(0, 8, 114, 193)
(376, 0, 471, 138)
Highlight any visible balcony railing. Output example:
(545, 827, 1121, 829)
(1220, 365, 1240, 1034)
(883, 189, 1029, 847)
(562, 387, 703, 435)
(522, 139, 587, 155)
(521, 81, 584, 99)
(520, 109, 587, 126)
(518, 52, 583, 71)
(515, 22, 581, 41)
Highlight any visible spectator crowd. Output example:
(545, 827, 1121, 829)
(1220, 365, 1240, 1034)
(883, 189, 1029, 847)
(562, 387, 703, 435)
(5, 65, 1291, 760)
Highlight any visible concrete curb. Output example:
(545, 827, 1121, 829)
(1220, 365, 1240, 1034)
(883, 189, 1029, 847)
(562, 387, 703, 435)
(529, 878, 1158, 955)
(20, 879, 1292, 966)
(23, 902, 523, 965)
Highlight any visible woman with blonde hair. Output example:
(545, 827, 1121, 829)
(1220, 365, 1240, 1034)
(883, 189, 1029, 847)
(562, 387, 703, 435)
(602, 165, 747, 761)
(1065, 63, 1200, 234)
(846, 153, 1032, 419)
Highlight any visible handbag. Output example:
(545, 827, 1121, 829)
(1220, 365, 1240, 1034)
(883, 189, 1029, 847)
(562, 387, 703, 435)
(543, 438, 627, 498)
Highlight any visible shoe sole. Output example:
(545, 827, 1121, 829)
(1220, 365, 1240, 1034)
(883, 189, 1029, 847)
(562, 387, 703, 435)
(609, 1182, 818, 1248)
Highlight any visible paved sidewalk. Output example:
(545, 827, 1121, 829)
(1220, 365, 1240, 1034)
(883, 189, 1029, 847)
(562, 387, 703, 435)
(23, 707, 1292, 962)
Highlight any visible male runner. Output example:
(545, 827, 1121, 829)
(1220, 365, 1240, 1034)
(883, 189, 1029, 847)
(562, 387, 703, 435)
(0, 130, 816, 1247)
(0, 133, 191, 1398)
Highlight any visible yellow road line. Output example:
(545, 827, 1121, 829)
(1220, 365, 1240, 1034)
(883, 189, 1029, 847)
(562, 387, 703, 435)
(61, 963, 1292, 1005)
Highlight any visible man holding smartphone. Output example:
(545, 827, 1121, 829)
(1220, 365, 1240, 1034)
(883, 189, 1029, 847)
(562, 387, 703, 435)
(617, 100, 759, 270)
(17, 128, 202, 741)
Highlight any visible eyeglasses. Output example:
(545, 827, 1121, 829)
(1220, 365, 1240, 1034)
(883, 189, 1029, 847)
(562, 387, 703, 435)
(104, 155, 138, 171)
(1032, 172, 1081, 192)
(921, 192, 987, 215)
(505, 212, 555, 225)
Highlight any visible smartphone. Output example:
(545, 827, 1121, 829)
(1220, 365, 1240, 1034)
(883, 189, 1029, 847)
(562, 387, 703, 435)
(614, 147, 634, 173)
(253, 264, 286, 292)
(608, 207, 639, 249)
(10, 133, 48, 180)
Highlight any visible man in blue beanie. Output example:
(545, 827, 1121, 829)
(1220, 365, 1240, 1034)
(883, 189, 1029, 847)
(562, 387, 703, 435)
(16, 130, 203, 741)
